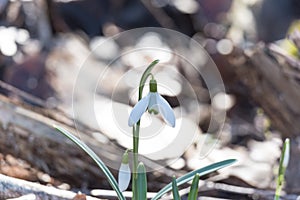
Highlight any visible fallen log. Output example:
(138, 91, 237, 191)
(0, 94, 124, 189)
(0, 93, 174, 192)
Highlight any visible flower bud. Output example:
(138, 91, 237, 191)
(118, 151, 131, 191)
(282, 138, 290, 168)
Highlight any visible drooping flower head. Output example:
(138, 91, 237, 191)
(128, 77, 175, 127)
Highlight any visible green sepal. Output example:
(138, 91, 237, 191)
(148, 108, 159, 115)
(149, 79, 157, 92)
(122, 151, 129, 164)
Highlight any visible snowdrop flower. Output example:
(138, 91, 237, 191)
(128, 78, 175, 127)
(118, 151, 131, 192)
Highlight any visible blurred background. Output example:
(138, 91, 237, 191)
(0, 0, 300, 199)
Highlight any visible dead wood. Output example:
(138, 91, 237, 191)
(0, 94, 124, 188)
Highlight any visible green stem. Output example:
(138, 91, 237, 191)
(138, 60, 159, 100)
(132, 60, 159, 200)
(132, 125, 139, 200)
(274, 185, 281, 200)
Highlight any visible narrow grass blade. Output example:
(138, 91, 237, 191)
(54, 125, 126, 200)
(172, 176, 181, 200)
(187, 174, 200, 200)
(151, 159, 237, 200)
(274, 138, 290, 200)
(137, 162, 147, 200)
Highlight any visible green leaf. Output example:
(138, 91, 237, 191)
(151, 159, 237, 200)
(54, 125, 126, 200)
(138, 59, 159, 100)
(172, 176, 181, 200)
(187, 174, 200, 200)
(137, 162, 147, 200)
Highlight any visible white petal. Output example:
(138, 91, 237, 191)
(156, 93, 176, 127)
(118, 163, 131, 192)
(148, 92, 159, 114)
(128, 94, 150, 126)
